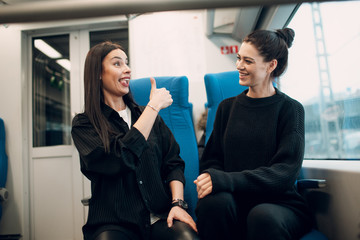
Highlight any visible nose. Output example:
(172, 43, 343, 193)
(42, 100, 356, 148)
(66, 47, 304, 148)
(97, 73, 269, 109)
(124, 64, 131, 73)
(236, 60, 244, 70)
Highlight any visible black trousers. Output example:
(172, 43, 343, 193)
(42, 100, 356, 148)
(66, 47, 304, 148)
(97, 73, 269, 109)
(195, 192, 312, 240)
(94, 220, 199, 240)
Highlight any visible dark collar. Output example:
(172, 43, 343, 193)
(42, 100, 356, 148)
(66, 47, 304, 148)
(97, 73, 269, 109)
(238, 87, 284, 107)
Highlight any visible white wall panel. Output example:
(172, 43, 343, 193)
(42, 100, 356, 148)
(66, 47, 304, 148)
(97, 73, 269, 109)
(129, 10, 241, 139)
(33, 157, 75, 240)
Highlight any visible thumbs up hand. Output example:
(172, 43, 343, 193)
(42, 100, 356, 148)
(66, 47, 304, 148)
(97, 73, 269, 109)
(148, 77, 173, 111)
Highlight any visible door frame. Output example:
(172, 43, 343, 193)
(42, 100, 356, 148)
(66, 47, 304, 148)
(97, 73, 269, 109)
(26, 29, 84, 240)
(22, 19, 128, 239)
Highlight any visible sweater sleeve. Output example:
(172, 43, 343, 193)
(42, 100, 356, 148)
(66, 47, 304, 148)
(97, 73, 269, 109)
(206, 99, 305, 196)
(71, 113, 148, 177)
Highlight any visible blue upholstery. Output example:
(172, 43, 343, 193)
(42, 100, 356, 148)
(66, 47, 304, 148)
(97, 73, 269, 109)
(204, 71, 328, 240)
(301, 230, 328, 240)
(129, 76, 199, 218)
(204, 71, 248, 143)
(0, 118, 8, 221)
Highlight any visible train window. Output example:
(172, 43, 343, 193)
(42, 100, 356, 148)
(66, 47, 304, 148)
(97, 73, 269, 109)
(32, 34, 71, 147)
(31, 28, 128, 147)
(281, 1, 360, 160)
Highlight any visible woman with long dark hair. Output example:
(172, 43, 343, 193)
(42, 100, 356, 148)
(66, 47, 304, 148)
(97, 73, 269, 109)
(71, 41, 197, 240)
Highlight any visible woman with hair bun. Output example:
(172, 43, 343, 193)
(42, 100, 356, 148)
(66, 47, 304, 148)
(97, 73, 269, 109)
(194, 28, 313, 239)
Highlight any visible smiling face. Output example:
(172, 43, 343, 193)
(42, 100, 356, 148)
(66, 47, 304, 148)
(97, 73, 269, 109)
(101, 48, 131, 104)
(236, 42, 276, 91)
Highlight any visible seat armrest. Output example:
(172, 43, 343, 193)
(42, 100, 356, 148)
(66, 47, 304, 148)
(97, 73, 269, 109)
(297, 179, 327, 189)
(81, 196, 90, 206)
(0, 187, 8, 202)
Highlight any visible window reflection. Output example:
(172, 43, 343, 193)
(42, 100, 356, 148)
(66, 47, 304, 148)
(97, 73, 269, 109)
(32, 34, 71, 147)
(282, 1, 360, 159)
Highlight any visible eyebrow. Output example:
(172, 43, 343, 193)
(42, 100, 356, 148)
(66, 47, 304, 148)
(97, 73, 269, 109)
(237, 54, 255, 61)
(111, 56, 129, 63)
(111, 56, 125, 61)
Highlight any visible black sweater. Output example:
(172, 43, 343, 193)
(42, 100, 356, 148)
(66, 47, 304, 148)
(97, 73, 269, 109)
(71, 102, 185, 240)
(201, 88, 311, 217)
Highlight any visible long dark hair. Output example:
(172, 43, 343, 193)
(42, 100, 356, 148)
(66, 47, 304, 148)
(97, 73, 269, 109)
(243, 28, 295, 78)
(83, 41, 136, 153)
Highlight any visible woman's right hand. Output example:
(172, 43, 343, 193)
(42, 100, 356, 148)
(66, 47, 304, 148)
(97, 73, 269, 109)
(133, 77, 173, 140)
(148, 77, 173, 110)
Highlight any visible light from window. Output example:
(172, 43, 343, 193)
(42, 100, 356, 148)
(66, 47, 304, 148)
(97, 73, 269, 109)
(282, 1, 360, 160)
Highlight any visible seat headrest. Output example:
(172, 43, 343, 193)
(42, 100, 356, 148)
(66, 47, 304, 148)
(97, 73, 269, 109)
(129, 76, 190, 108)
(204, 71, 247, 107)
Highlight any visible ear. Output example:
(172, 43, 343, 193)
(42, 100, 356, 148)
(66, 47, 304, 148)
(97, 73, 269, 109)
(267, 59, 278, 74)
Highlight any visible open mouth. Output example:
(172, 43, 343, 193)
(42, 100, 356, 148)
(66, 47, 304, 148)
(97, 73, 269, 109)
(239, 71, 248, 76)
(119, 78, 130, 87)
(239, 72, 249, 79)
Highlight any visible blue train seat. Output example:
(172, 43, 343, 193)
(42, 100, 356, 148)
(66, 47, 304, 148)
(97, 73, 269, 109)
(204, 71, 248, 144)
(203, 71, 328, 240)
(0, 118, 9, 222)
(130, 76, 199, 219)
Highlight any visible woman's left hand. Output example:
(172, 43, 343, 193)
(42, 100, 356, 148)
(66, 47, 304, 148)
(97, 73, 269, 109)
(167, 206, 198, 233)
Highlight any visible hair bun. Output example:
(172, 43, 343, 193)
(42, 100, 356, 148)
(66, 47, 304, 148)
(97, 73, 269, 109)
(276, 28, 295, 48)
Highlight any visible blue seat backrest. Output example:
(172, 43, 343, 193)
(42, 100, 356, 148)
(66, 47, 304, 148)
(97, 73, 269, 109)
(0, 118, 7, 189)
(129, 76, 199, 218)
(204, 71, 248, 143)
(0, 118, 8, 221)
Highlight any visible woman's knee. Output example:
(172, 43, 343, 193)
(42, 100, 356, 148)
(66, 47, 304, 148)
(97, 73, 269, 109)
(195, 192, 240, 239)
(247, 203, 296, 240)
(196, 192, 237, 220)
(171, 221, 200, 240)
(94, 230, 136, 240)
(151, 220, 199, 240)
(247, 203, 281, 227)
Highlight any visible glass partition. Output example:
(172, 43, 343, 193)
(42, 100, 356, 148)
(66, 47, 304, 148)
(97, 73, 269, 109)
(32, 34, 71, 147)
